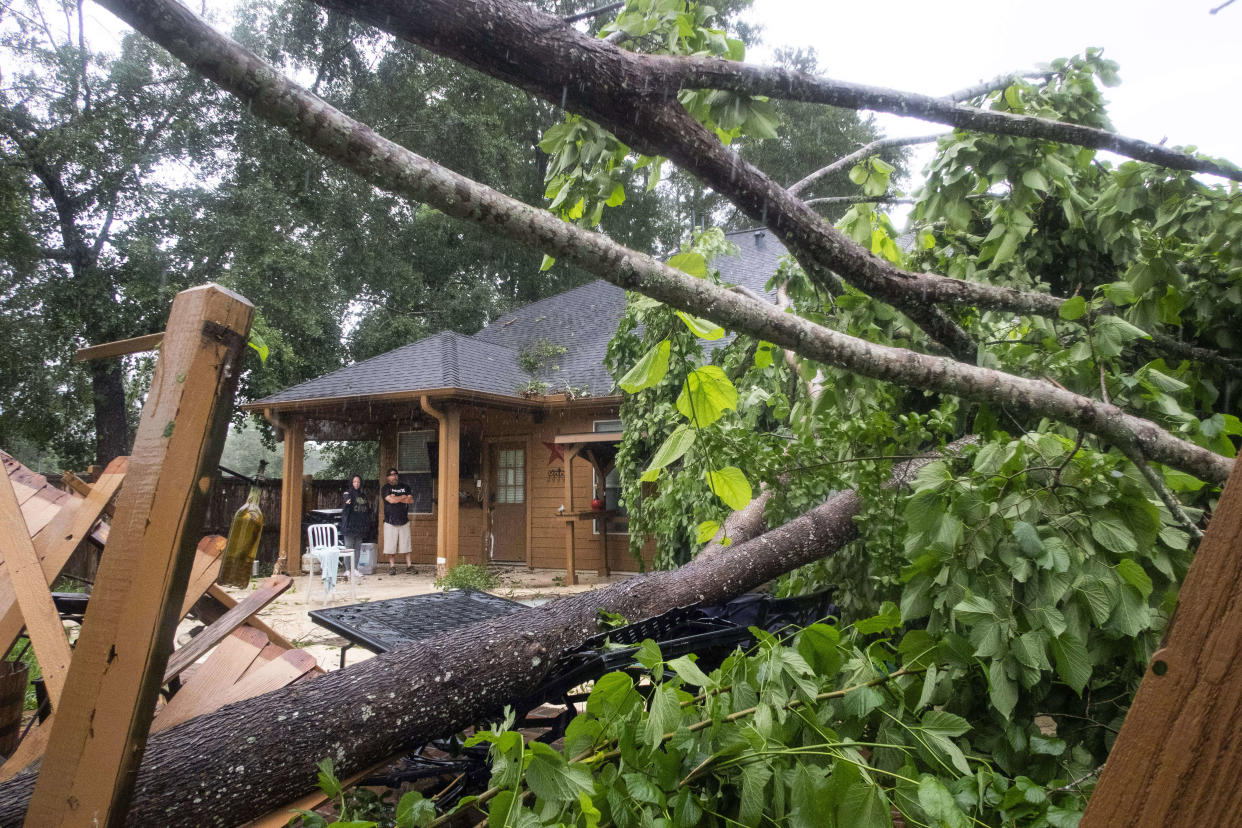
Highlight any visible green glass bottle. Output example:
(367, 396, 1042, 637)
(217, 461, 266, 588)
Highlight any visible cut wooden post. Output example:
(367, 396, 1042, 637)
(26, 284, 253, 828)
(0, 473, 73, 708)
(1081, 458, 1242, 827)
(176, 536, 227, 621)
(563, 445, 580, 586)
(277, 417, 305, 575)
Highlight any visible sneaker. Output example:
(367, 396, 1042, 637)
(388, 567, 396, 576)
(405, 565, 414, 574)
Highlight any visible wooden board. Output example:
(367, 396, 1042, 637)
(1081, 458, 1242, 826)
(152, 627, 269, 734)
(176, 535, 227, 621)
(27, 284, 254, 828)
(0, 472, 73, 707)
(161, 575, 292, 684)
(0, 457, 127, 654)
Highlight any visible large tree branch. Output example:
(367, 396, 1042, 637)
(788, 133, 947, 197)
(95, 0, 1233, 487)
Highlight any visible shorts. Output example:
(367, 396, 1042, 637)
(383, 522, 411, 556)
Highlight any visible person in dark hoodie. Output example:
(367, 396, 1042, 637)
(340, 474, 372, 577)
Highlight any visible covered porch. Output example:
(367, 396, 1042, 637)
(248, 391, 645, 581)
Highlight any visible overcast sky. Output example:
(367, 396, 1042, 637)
(742, 0, 1241, 171)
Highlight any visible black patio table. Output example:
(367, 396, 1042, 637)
(308, 588, 526, 663)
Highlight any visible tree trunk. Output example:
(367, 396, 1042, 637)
(0, 486, 865, 827)
(90, 359, 130, 467)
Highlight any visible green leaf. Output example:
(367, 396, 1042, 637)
(1012, 521, 1043, 557)
(704, 466, 752, 510)
(674, 310, 725, 340)
(395, 792, 437, 828)
(586, 672, 639, 718)
(1091, 513, 1138, 554)
(1059, 295, 1087, 320)
(316, 758, 342, 799)
(540, 253, 556, 272)
(618, 340, 671, 393)
(646, 425, 696, 473)
(797, 623, 842, 676)
(605, 183, 626, 207)
(838, 781, 891, 828)
(1021, 169, 1050, 192)
(636, 639, 663, 674)
(920, 709, 971, 738)
(1116, 558, 1153, 599)
(917, 775, 969, 828)
(246, 333, 269, 363)
(676, 365, 738, 426)
(754, 341, 774, 369)
(696, 520, 720, 544)
(667, 251, 707, 278)
(954, 594, 999, 625)
(667, 654, 715, 689)
(579, 792, 602, 828)
(526, 742, 593, 803)
(739, 763, 773, 827)
(855, 601, 902, 635)
(988, 660, 1018, 718)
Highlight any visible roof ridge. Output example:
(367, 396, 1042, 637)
(480, 280, 614, 330)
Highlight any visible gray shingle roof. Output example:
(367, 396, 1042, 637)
(253, 228, 789, 407)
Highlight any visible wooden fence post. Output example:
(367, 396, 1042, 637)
(1081, 457, 1242, 826)
(25, 284, 253, 827)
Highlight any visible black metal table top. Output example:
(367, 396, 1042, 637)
(308, 589, 526, 654)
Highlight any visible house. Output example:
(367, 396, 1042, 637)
(244, 228, 786, 582)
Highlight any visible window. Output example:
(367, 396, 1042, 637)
(593, 418, 623, 433)
(495, 447, 525, 504)
(397, 430, 435, 514)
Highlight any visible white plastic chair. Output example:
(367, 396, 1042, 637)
(304, 524, 357, 605)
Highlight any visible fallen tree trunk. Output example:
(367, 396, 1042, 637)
(0, 473, 881, 825)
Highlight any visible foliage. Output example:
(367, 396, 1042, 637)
(434, 563, 501, 592)
(598, 45, 1239, 818)
(391, 619, 1091, 828)
(286, 757, 432, 828)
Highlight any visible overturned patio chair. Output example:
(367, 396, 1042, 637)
(305, 524, 357, 605)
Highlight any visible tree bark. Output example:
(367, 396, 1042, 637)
(93, 0, 1234, 487)
(90, 359, 130, 467)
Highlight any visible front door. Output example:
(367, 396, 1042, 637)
(490, 443, 527, 563)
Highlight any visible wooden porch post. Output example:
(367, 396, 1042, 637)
(377, 424, 398, 560)
(562, 445, 581, 586)
(443, 405, 461, 572)
(277, 417, 304, 574)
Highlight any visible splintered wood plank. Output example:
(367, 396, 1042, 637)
(152, 627, 269, 734)
(0, 473, 72, 707)
(202, 583, 301, 651)
(27, 284, 253, 828)
(162, 574, 292, 684)
(0, 716, 51, 782)
(208, 648, 318, 711)
(73, 331, 165, 362)
(176, 535, 227, 621)
(1081, 459, 1242, 827)
(0, 457, 128, 655)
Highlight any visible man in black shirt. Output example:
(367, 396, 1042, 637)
(381, 467, 414, 575)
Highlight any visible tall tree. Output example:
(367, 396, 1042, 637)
(0, 0, 220, 465)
